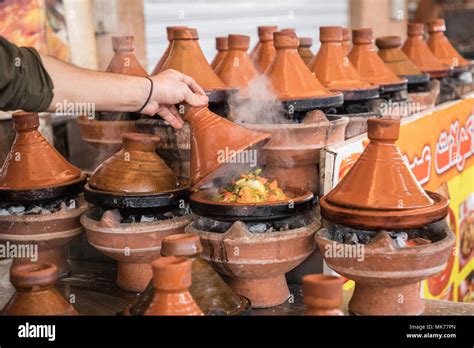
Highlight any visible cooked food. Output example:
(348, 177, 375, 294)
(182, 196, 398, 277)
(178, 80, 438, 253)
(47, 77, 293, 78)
(216, 169, 289, 203)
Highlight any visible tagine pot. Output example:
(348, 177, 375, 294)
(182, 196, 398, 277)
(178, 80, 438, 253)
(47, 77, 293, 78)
(342, 28, 352, 56)
(151, 26, 188, 75)
(376, 36, 425, 78)
(210, 36, 229, 71)
(2, 263, 78, 315)
(298, 37, 314, 65)
(302, 274, 344, 316)
(144, 256, 203, 315)
(187, 213, 319, 308)
(251, 26, 278, 73)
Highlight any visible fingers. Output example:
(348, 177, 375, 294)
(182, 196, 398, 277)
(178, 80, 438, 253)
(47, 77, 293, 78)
(169, 104, 184, 124)
(180, 73, 206, 96)
(157, 105, 184, 129)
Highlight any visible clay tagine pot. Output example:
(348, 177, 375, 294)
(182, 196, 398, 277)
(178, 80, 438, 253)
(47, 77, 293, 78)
(264, 30, 343, 108)
(251, 26, 278, 73)
(309, 26, 379, 101)
(187, 213, 319, 308)
(129, 233, 249, 315)
(161, 28, 229, 103)
(402, 23, 451, 78)
(210, 36, 228, 71)
(183, 106, 271, 190)
(0, 112, 85, 193)
(144, 256, 203, 315)
(215, 34, 259, 92)
(298, 37, 314, 65)
(342, 27, 352, 56)
(2, 263, 78, 315)
(426, 18, 472, 72)
(87, 133, 179, 194)
(151, 26, 188, 75)
(303, 274, 344, 316)
(106, 36, 148, 77)
(320, 119, 449, 230)
(376, 35, 430, 84)
(348, 28, 407, 92)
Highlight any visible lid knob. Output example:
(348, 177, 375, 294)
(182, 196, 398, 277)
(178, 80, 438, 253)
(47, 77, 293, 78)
(10, 263, 58, 289)
(273, 30, 298, 49)
(258, 26, 278, 41)
(352, 28, 373, 44)
(12, 112, 40, 132)
(112, 36, 135, 52)
(228, 34, 250, 50)
(161, 234, 203, 257)
(122, 133, 160, 152)
(215, 36, 228, 51)
(166, 26, 188, 41)
(375, 36, 402, 49)
(367, 118, 400, 142)
(407, 22, 425, 36)
(151, 256, 192, 291)
(427, 18, 446, 33)
(320, 26, 343, 43)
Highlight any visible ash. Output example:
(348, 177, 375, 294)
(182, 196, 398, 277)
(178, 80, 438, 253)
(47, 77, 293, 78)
(194, 214, 310, 234)
(120, 208, 188, 223)
(0, 197, 79, 216)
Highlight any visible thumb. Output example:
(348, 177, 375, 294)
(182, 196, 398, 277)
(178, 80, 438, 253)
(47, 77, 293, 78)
(183, 85, 209, 107)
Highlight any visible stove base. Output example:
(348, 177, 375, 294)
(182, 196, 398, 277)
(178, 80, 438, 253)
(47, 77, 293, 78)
(224, 275, 290, 308)
(349, 281, 424, 316)
(117, 262, 153, 293)
(12, 247, 70, 278)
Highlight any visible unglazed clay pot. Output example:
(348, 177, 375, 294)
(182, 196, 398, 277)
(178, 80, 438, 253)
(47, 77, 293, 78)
(376, 36, 424, 77)
(144, 256, 203, 315)
(161, 28, 227, 98)
(251, 26, 278, 73)
(0, 196, 88, 277)
(265, 30, 343, 102)
(151, 26, 188, 75)
(210, 36, 228, 71)
(402, 23, 451, 78)
(215, 34, 259, 91)
(0, 112, 83, 191)
(2, 263, 78, 315)
(187, 213, 319, 308)
(298, 37, 314, 65)
(342, 27, 352, 56)
(81, 207, 193, 292)
(184, 106, 271, 190)
(309, 26, 379, 100)
(302, 274, 344, 316)
(348, 28, 407, 91)
(106, 36, 148, 77)
(88, 133, 179, 194)
(426, 18, 472, 71)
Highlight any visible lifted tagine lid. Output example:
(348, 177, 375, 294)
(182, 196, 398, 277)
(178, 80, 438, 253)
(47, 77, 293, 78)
(320, 118, 449, 230)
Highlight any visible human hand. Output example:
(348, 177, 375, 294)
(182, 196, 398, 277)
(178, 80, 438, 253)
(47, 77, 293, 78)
(140, 69, 209, 128)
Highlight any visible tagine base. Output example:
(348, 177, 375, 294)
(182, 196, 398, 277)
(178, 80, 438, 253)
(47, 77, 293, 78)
(117, 262, 153, 293)
(349, 281, 424, 316)
(12, 247, 71, 278)
(224, 275, 290, 308)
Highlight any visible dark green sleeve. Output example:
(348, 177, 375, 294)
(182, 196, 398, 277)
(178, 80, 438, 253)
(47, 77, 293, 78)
(0, 36, 54, 112)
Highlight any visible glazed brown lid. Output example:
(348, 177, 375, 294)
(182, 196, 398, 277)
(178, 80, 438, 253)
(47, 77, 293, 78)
(215, 36, 228, 51)
(88, 133, 179, 194)
(161, 28, 226, 91)
(107, 36, 148, 77)
(299, 37, 313, 47)
(376, 36, 424, 76)
(0, 112, 83, 190)
(258, 25, 278, 41)
(184, 106, 271, 190)
(161, 233, 203, 257)
(265, 30, 340, 101)
(151, 256, 193, 291)
(320, 119, 449, 230)
(10, 263, 58, 289)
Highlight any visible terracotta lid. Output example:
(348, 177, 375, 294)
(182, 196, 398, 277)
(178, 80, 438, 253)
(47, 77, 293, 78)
(0, 112, 82, 190)
(299, 37, 313, 47)
(426, 18, 472, 69)
(151, 26, 188, 75)
(309, 26, 378, 96)
(88, 133, 179, 194)
(216, 34, 258, 90)
(320, 119, 449, 230)
(342, 27, 352, 55)
(376, 36, 424, 76)
(402, 23, 451, 78)
(298, 37, 314, 65)
(107, 36, 148, 77)
(184, 106, 271, 190)
(265, 30, 341, 101)
(161, 234, 203, 257)
(252, 27, 278, 74)
(348, 28, 407, 89)
(215, 36, 228, 51)
(10, 263, 58, 289)
(211, 37, 229, 70)
(151, 256, 193, 291)
(161, 28, 227, 92)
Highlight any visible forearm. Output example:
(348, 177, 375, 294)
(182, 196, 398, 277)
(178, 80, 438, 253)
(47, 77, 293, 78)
(41, 54, 150, 113)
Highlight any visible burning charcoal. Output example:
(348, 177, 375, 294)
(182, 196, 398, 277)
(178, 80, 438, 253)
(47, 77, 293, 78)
(248, 223, 268, 233)
(8, 206, 25, 215)
(99, 209, 122, 228)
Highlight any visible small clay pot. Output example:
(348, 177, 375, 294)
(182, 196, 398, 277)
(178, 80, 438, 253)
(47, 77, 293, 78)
(144, 256, 203, 315)
(152, 26, 188, 75)
(252, 26, 278, 73)
(303, 274, 344, 316)
(2, 263, 78, 315)
(298, 37, 313, 65)
(211, 36, 229, 71)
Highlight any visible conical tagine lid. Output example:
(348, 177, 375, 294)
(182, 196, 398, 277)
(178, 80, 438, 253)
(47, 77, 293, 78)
(298, 37, 314, 65)
(265, 30, 342, 101)
(184, 106, 271, 190)
(376, 36, 424, 76)
(426, 18, 472, 70)
(0, 112, 82, 191)
(107, 36, 148, 77)
(402, 23, 451, 78)
(210, 36, 228, 70)
(88, 133, 179, 194)
(342, 27, 352, 56)
(348, 28, 407, 89)
(151, 26, 188, 75)
(320, 118, 449, 230)
(251, 26, 278, 73)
